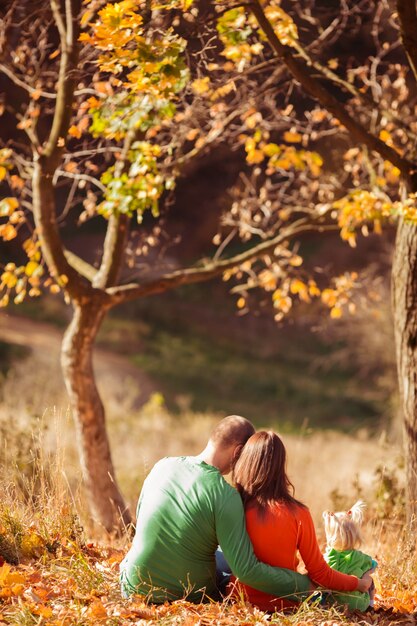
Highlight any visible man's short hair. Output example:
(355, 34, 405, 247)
(209, 415, 255, 448)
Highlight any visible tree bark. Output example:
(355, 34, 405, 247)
(61, 299, 132, 532)
(392, 218, 417, 526)
(32, 157, 131, 534)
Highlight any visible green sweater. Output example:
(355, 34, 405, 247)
(120, 456, 311, 603)
(324, 547, 375, 611)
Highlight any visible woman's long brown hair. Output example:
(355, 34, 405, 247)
(233, 431, 304, 512)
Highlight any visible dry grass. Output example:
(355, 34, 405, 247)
(0, 322, 414, 624)
(0, 398, 414, 624)
(0, 350, 404, 530)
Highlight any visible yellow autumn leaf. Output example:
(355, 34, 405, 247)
(245, 112, 262, 129)
(272, 292, 292, 313)
(68, 125, 82, 139)
(33, 604, 53, 618)
(374, 219, 382, 234)
(379, 129, 392, 144)
(246, 149, 264, 164)
(1, 272, 17, 289)
(186, 129, 199, 141)
(321, 289, 337, 307)
(10, 175, 24, 190)
(17, 118, 33, 130)
(330, 306, 343, 319)
(272, 156, 291, 170)
(0, 197, 19, 217)
(0, 224, 17, 241)
(81, 9, 95, 26)
(0, 165, 7, 181)
(288, 255, 303, 267)
(10, 584, 25, 596)
(237, 297, 246, 309)
(20, 532, 45, 557)
(258, 269, 277, 291)
(87, 599, 108, 619)
(283, 130, 302, 143)
(263, 143, 281, 157)
(14, 291, 26, 305)
(310, 109, 327, 123)
(0, 565, 25, 586)
(308, 281, 321, 297)
(25, 261, 40, 277)
(191, 77, 211, 95)
(290, 279, 306, 294)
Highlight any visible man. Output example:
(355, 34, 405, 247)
(120, 415, 371, 603)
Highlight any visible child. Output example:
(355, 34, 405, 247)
(323, 500, 377, 611)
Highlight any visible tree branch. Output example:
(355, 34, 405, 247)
(248, 0, 417, 179)
(92, 130, 138, 290)
(0, 63, 57, 99)
(54, 169, 107, 193)
(42, 0, 80, 168)
(106, 220, 326, 303)
(64, 248, 98, 282)
(31, 0, 95, 299)
(397, 0, 417, 83)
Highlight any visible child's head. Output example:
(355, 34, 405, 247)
(323, 500, 365, 551)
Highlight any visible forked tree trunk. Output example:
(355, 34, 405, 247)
(33, 162, 132, 533)
(392, 219, 417, 526)
(61, 300, 132, 532)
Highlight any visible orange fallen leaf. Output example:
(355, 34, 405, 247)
(87, 599, 107, 619)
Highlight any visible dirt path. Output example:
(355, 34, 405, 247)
(0, 312, 156, 407)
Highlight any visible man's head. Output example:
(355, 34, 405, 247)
(208, 415, 255, 474)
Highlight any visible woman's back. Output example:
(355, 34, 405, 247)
(231, 431, 360, 612)
(235, 501, 304, 611)
(245, 501, 304, 569)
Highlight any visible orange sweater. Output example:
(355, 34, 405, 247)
(230, 502, 358, 612)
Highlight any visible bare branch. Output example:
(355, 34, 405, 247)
(54, 168, 107, 193)
(0, 63, 57, 99)
(64, 248, 98, 281)
(50, 0, 67, 43)
(107, 220, 327, 303)
(42, 0, 80, 166)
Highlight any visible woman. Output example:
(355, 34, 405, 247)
(230, 431, 364, 612)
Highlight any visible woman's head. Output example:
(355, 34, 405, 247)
(233, 430, 302, 511)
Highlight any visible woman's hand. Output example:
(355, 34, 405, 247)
(356, 572, 373, 593)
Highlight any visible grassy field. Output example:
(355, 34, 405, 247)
(5, 276, 396, 434)
(98, 278, 396, 434)
(0, 419, 414, 626)
(0, 287, 411, 625)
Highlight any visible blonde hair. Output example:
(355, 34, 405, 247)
(323, 500, 365, 550)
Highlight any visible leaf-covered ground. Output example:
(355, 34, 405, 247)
(0, 539, 415, 626)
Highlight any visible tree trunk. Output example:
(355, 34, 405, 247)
(392, 219, 417, 526)
(61, 299, 132, 533)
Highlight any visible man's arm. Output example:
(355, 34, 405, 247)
(215, 489, 312, 600)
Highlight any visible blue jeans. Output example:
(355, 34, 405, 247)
(215, 548, 231, 597)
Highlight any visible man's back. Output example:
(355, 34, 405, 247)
(120, 456, 232, 602)
(120, 427, 313, 604)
